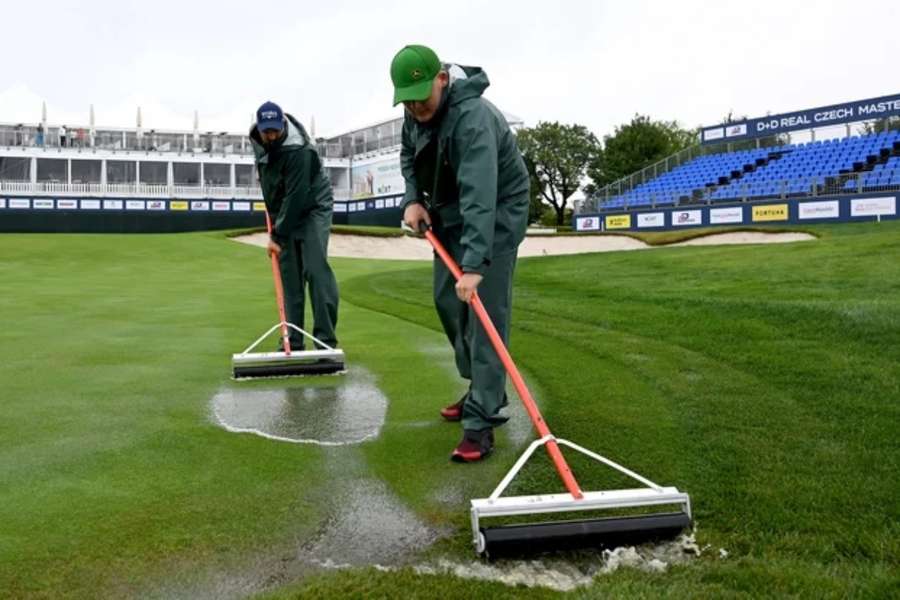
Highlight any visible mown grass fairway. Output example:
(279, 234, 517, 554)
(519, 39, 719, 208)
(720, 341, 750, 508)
(1, 222, 898, 598)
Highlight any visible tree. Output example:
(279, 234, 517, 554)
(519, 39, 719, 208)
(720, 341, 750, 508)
(586, 115, 696, 195)
(517, 122, 600, 226)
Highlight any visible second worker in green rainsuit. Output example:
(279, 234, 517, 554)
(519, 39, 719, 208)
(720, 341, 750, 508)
(391, 45, 530, 462)
(250, 101, 339, 351)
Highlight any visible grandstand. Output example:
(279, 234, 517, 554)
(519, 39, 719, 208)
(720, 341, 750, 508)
(576, 94, 900, 231)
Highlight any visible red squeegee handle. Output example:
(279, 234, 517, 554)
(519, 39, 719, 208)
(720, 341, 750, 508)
(265, 212, 291, 356)
(422, 225, 583, 500)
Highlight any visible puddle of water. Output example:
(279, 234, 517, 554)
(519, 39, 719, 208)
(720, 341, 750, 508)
(210, 366, 387, 446)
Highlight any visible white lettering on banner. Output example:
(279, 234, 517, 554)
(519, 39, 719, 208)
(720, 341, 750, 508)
(34, 199, 54, 209)
(709, 207, 743, 224)
(212, 202, 230, 211)
(576, 216, 601, 231)
(57, 199, 78, 209)
(191, 201, 210, 211)
(725, 124, 747, 137)
(126, 200, 146, 210)
(850, 196, 896, 217)
(637, 212, 664, 228)
(80, 199, 101, 209)
(10, 199, 30, 208)
(333, 203, 347, 213)
(672, 210, 702, 226)
(798, 201, 839, 220)
(0, 198, 6, 209)
(103, 200, 123, 210)
(814, 108, 854, 123)
(147, 200, 166, 210)
(703, 127, 725, 141)
(233, 202, 251, 211)
(375, 199, 385, 209)
(858, 100, 900, 116)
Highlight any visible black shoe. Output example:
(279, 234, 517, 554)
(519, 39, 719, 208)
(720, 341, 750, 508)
(451, 428, 494, 463)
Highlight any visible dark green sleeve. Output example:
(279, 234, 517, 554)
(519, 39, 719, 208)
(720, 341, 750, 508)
(399, 117, 420, 210)
(451, 113, 499, 275)
(272, 150, 312, 243)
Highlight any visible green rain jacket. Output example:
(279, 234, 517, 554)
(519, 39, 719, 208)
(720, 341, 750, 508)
(249, 114, 333, 245)
(400, 65, 530, 274)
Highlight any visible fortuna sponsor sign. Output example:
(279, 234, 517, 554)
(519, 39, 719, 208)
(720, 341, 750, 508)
(80, 199, 101, 209)
(851, 196, 896, 217)
(190, 201, 210, 211)
(672, 210, 702, 226)
(798, 200, 840, 220)
(637, 212, 665, 228)
(252, 202, 266, 212)
(576, 216, 600, 231)
(170, 201, 189, 211)
(147, 200, 166, 210)
(212, 201, 230, 211)
(752, 204, 789, 222)
(103, 200, 124, 210)
(126, 200, 146, 210)
(56, 199, 78, 209)
(9, 199, 30, 209)
(233, 202, 251, 211)
(33, 199, 54, 209)
(709, 207, 744, 224)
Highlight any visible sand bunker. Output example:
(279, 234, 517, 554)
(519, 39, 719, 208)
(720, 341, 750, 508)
(233, 230, 814, 260)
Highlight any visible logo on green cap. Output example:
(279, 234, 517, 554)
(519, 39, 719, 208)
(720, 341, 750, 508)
(390, 44, 441, 106)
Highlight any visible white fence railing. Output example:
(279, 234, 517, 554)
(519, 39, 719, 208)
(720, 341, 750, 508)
(0, 181, 263, 199)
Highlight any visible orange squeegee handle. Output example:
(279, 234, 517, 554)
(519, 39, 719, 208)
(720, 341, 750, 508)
(422, 226, 583, 499)
(265, 212, 292, 356)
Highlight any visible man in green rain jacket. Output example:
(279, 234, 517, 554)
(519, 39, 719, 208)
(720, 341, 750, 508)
(391, 45, 530, 462)
(249, 101, 339, 351)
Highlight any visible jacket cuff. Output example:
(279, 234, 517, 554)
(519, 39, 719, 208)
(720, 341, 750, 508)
(461, 254, 490, 275)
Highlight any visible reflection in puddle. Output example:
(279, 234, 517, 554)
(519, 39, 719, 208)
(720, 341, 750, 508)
(210, 366, 387, 445)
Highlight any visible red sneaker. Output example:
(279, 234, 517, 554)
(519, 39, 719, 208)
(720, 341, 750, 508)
(440, 395, 466, 422)
(451, 429, 494, 463)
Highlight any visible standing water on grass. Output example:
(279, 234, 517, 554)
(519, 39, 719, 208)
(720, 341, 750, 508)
(210, 366, 388, 445)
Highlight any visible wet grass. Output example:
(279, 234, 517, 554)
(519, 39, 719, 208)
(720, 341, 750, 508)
(1, 222, 898, 598)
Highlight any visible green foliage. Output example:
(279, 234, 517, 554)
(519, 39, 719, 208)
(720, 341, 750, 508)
(517, 122, 601, 226)
(587, 114, 697, 193)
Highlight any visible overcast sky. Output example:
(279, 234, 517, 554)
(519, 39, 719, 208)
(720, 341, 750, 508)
(1, 1, 897, 139)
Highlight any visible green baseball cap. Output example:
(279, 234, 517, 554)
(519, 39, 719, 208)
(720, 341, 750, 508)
(390, 44, 441, 106)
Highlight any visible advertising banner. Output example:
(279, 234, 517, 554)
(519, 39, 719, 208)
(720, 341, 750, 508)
(0, 198, 6, 209)
(56, 199, 78, 209)
(212, 201, 230, 211)
(233, 202, 250, 211)
(851, 196, 896, 217)
(147, 200, 166, 210)
(170, 201, 189, 211)
(752, 204, 789, 222)
(672, 209, 702, 226)
(709, 207, 744, 224)
(701, 93, 900, 145)
(637, 212, 665, 228)
(605, 214, 632, 230)
(126, 200, 146, 210)
(351, 155, 405, 199)
(575, 216, 601, 231)
(80, 199, 101, 209)
(103, 200, 124, 210)
(252, 202, 266, 212)
(9, 199, 30, 209)
(33, 199, 54, 209)
(191, 201, 210, 211)
(798, 200, 840, 220)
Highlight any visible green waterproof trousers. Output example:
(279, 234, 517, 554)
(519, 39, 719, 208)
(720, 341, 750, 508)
(276, 209, 339, 349)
